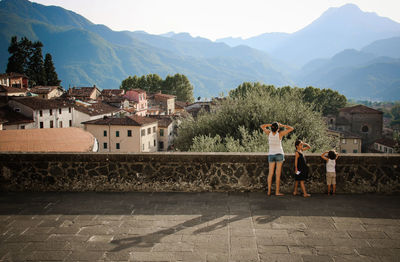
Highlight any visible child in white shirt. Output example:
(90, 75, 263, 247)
(321, 150, 339, 195)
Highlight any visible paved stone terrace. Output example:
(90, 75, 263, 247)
(0, 192, 399, 262)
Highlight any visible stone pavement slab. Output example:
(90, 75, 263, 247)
(0, 192, 399, 261)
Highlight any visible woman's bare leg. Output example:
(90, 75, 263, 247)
(293, 181, 299, 195)
(275, 162, 284, 196)
(267, 162, 276, 196)
(300, 181, 310, 197)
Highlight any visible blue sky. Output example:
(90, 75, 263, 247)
(31, 0, 400, 41)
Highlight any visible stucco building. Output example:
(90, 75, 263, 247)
(83, 115, 158, 153)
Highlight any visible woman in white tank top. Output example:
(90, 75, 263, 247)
(260, 122, 294, 196)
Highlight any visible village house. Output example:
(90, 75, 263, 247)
(83, 115, 158, 153)
(149, 115, 175, 151)
(175, 101, 189, 115)
(124, 89, 148, 116)
(0, 72, 29, 89)
(67, 85, 101, 101)
(8, 97, 74, 129)
(0, 85, 27, 96)
(0, 105, 35, 130)
(29, 86, 64, 99)
(329, 104, 383, 152)
(73, 100, 122, 128)
(327, 129, 362, 153)
(372, 138, 397, 154)
(149, 92, 176, 115)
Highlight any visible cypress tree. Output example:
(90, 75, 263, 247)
(44, 53, 61, 86)
(6, 36, 31, 74)
(27, 41, 46, 86)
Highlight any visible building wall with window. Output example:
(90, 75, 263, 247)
(340, 137, 362, 153)
(8, 100, 73, 129)
(158, 123, 174, 151)
(84, 123, 157, 153)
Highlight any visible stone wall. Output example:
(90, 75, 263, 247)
(1, 153, 399, 193)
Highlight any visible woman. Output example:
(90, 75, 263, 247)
(260, 122, 294, 196)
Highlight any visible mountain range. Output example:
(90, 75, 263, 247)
(0, 0, 400, 100)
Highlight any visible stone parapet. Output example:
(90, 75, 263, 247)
(1, 153, 399, 193)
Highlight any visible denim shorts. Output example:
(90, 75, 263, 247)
(268, 154, 284, 162)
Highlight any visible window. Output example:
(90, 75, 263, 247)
(104, 143, 108, 149)
(389, 149, 393, 153)
(59, 108, 62, 114)
(147, 128, 151, 135)
(69, 120, 72, 127)
(39, 110, 43, 117)
(341, 139, 346, 144)
(116, 131, 120, 137)
(116, 143, 120, 150)
(160, 129, 164, 136)
(353, 139, 358, 144)
(375, 144, 378, 149)
(68, 107, 71, 113)
(361, 125, 369, 133)
(15, 108, 20, 112)
(104, 130, 107, 137)
(141, 129, 145, 136)
(380, 145, 382, 151)
(20, 125, 25, 130)
(49, 109, 53, 116)
(341, 149, 346, 153)
(59, 121, 63, 128)
(159, 141, 164, 150)
(50, 120, 54, 128)
(127, 130, 132, 137)
(384, 147, 387, 153)
(353, 150, 358, 153)
(142, 144, 145, 150)
(154, 140, 156, 147)
(153, 126, 156, 132)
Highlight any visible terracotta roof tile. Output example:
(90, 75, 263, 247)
(0, 106, 34, 125)
(340, 105, 382, 114)
(374, 138, 396, 148)
(83, 115, 157, 126)
(74, 101, 120, 116)
(0, 85, 28, 94)
(30, 86, 62, 94)
(101, 89, 125, 96)
(11, 97, 73, 110)
(0, 128, 95, 152)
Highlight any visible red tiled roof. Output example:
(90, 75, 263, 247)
(148, 115, 173, 128)
(0, 106, 34, 125)
(175, 101, 189, 109)
(30, 86, 62, 94)
(101, 89, 125, 96)
(154, 93, 176, 99)
(11, 97, 73, 110)
(374, 138, 396, 148)
(340, 105, 382, 114)
(74, 101, 120, 116)
(0, 72, 28, 79)
(0, 128, 95, 152)
(83, 115, 157, 126)
(0, 85, 27, 94)
(67, 86, 98, 98)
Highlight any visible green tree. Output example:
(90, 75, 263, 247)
(27, 41, 46, 86)
(120, 73, 195, 103)
(6, 36, 32, 74)
(302, 86, 347, 116)
(390, 104, 400, 126)
(163, 74, 194, 103)
(44, 53, 61, 86)
(174, 86, 333, 152)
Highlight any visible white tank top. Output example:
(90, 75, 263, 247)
(268, 132, 284, 155)
(327, 159, 336, 172)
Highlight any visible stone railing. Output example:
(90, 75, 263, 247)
(1, 153, 399, 193)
